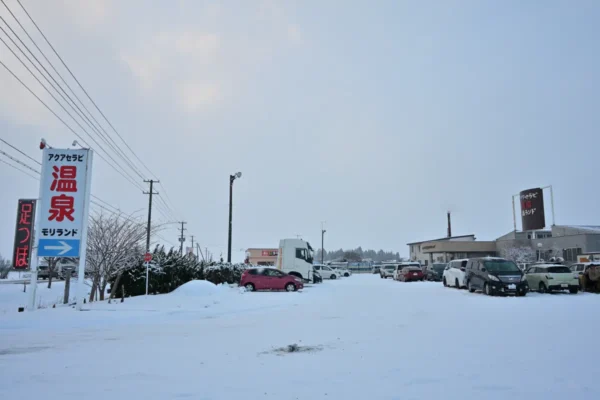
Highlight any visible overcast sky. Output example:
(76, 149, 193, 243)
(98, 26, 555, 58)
(1, 0, 599, 262)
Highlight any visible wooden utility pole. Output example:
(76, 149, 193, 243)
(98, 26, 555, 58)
(179, 221, 187, 255)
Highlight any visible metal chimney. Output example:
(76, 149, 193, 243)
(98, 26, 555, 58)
(447, 212, 452, 238)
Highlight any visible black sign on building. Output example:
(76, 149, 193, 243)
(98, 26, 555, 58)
(12, 199, 36, 269)
(520, 188, 545, 231)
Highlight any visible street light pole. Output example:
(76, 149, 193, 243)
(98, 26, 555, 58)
(321, 222, 326, 265)
(228, 172, 242, 263)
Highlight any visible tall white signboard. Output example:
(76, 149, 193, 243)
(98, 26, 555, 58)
(29, 148, 93, 311)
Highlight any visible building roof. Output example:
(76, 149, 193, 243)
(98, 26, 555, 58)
(407, 234, 475, 246)
(558, 225, 600, 233)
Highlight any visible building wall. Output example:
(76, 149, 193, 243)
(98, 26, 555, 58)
(495, 228, 600, 263)
(246, 248, 278, 265)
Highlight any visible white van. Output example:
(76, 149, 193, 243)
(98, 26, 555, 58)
(276, 238, 316, 283)
(313, 264, 341, 280)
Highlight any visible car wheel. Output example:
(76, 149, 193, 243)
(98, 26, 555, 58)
(344, 273, 349, 277)
(442, 277, 447, 287)
(455, 278, 460, 289)
(569, 287, 578, 294)
(330, 274, 336, 280)
(468, 281, 475, 293)
(539, 282, 547, 294)
(285, 283, 297, 292)
(244, 283, 255, 292)
(484, 283, 493, 296)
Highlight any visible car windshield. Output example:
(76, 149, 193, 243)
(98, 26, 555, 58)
(484, 260, 520, 273)
(547, 266, 572, 274)
(384, 266, 396, 270)
(432, 264, 446, 273)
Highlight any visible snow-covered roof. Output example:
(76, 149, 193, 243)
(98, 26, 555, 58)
(406, 234, 475, 245)
(559, 225, 600, 233)
(532, 264, 567, 269)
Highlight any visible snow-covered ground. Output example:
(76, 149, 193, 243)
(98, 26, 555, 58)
(0, 279, 98, 314)
(0, 275, 598, 399)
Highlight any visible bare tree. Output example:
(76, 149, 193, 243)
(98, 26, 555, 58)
(43, 257, 59, 288)
(0, 253, 10, 279)
(86, 212, 150, 302)
(501, 246, 536, 264)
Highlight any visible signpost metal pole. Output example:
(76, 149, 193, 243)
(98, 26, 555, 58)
(27, 197, 41, 311)
(145, 261, 149, 298)
(512, 194, 518, 232)
(76, 150, 93, 311)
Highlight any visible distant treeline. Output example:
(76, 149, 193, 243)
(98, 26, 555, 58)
(314, 247, 404, 263)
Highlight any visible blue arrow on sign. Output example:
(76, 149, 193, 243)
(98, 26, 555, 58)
(38, 239, 80, 258)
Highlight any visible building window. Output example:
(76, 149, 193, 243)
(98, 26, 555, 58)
(564, 248, 582, 262)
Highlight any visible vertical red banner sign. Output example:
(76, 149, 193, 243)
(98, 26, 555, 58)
(12, 199, 37, 269)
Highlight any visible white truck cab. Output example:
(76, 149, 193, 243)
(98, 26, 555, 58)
(276, 238, 315, 283)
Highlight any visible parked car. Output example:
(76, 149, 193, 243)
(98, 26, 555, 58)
(380, 264, 397, 279)
(330, 265, 352, 277)
(240, 268, 303, 292)
(526, 264, 579, 294)
(398, 266, 424, 282)
(426, 263, 446, 282)
(465, 257, 528, 296)
(37, 266, 59, 280)
(569, 262, 600, 290)
(392, 262, 422, 280)
(313, 264, 340, 280)
(442, 259, 468, 288)
(372, 265, 381, 274)
(313, 269, 323, 283)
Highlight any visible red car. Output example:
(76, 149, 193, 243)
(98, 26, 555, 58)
(399, 267, 424, 282)
(240, 268, 304, 292)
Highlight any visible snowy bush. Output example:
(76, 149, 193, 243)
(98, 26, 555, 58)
(203, 263, 247, 285)
(112, 246, 248, 297)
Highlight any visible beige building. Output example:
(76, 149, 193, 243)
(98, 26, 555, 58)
(246, 248, 278, 266)
(421, 240, 497, 264)
(408, 234, 497, 266)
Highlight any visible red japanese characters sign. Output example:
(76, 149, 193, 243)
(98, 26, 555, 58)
(520, 188, 546, 231)
(12, 199, 36, 269)
(37, 149, 91, 258)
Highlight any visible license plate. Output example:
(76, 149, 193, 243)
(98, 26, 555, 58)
(413, 273, 418, 276)
(507, 284, 516, 290)
(561, 284, 568, 288)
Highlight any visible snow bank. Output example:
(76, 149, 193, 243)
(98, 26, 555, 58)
(172, 280, 225, 297)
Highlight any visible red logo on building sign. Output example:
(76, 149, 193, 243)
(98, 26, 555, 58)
(261, 250, 278, 257)
(12, 199, 36, 269)
(49, 165, 77, 221)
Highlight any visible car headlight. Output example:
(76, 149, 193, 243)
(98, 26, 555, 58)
(488, 275, 500, 282)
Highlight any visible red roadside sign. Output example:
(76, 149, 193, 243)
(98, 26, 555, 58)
(144, 253, 152, 262)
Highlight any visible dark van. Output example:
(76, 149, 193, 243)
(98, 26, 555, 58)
(466, 257, 528, 296)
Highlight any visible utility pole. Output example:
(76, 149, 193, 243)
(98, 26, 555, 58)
(190, 235, 194, 257)
(228, 172, 242, 263)
(178, 221, 187, 255)
(321, 222, 326, 264)
(143, 180, 159, 297)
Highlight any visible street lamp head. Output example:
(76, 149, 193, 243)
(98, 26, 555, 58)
(235, 172, 242, 179)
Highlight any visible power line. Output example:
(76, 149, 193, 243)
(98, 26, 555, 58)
(0, 1, 184, 222)
(0, 157, 38, 179)
(0, 137, 40, 165)
(13, 0, 158, 181)
(0, 35, 146, 192)
(0, 0, 147, 181)
(0, 58, 145, 192)
(0, 139, 134, 218)
(0, 148, 39, 173)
